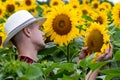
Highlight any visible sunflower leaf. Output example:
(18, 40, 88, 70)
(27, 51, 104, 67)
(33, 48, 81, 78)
(36, 5, 43, 17)
(76, 25, 83, 32)
(0, 30, 2, 32)
(0, 18, 5, 23)
(114, 50, 120, 61)
(82, 14, 93, 22)
(113, 40, 120, 47)
(89, 61, 108, 71)
(100, 68, 120, 80)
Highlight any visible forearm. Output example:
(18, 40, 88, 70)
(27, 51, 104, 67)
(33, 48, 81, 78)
(86, 68, 100, 80)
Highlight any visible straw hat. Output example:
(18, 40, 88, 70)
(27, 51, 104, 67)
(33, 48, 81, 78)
(2, 10, 46, 47)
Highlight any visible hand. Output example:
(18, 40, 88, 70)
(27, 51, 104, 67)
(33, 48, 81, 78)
(73, 47, 88, 63)
(96, 42, 113, 62)
(79, 47, 88, 59)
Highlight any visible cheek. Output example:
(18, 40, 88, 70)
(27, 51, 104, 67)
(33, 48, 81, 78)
(37, 31, 43, 39)
(32, 30, 43, 40)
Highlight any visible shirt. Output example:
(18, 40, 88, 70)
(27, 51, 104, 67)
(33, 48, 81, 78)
(19, 56, 36, 64)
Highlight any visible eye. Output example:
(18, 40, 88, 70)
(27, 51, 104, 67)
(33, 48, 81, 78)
(39, 25, 44, 31)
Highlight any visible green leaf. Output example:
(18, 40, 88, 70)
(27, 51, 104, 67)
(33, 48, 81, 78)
(82, 14, 93, 21)
(16, 69, 23, 77)
(79, 58, 87, 69)
(105, 74, 120, 80)
(89, 61, 108, 71)
(38, 42, 58, 55)
(79, 54, 94, 69)
(112, 31, 120, 41)
(101, 68, 120, 75)
(36, 5, 43, 17)
(62, 75, 80, 80)
(100, 68, 120, 80)
(114, 50, 120, 61)
(76, 25, 84, 33)
(0, 18, 5, 23)
(113, 40, 120, 47)
(23, 64, 43, 80)
(59, 63, 74, 72)
(18, 77, 29, 80)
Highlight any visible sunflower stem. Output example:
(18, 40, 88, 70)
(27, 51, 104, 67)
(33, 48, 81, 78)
(67, 44, 71, 62)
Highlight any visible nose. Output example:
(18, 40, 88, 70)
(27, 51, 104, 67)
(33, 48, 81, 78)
(41, 31, 44, 36)
(42, 32, 46, 41)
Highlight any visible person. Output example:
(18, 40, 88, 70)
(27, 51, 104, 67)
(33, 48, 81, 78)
(2, 10, 113, 79)
(2, 10, 46, 63)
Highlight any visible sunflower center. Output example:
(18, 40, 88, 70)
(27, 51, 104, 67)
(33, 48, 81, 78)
(93, 3, 98, 8)
(95, 16, 103, 24)
(119, 10, 120, 18)
(82, 10, 88, 14)
(53, 1, 58, 6)
(25, 0, 31, 6)
(73, 5, 77, 8)
(46, 10, 51, 13)
(85, 1, 88, 4)
(59, 21, 65, 27)
(105, 5, 108, 8)
(0, 36, 2, 46)
(7, 4, 15, 12)
(100, 8, 105, 11)
(0, 9, 2, 15)
(52, 14, 72, 35)
(87, 30, 104, 53)
(29, 8, 34, 12)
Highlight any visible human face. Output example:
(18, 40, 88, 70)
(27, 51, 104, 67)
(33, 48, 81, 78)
(30, 22, 46, 50)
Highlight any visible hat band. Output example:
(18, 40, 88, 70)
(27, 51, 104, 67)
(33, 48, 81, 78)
(8, 17, 35, 35)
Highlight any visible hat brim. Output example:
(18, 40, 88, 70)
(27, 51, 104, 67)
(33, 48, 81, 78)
(2, 17, 46, 48)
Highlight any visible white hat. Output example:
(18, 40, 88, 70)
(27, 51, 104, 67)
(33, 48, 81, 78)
(2, 10, 46, 48)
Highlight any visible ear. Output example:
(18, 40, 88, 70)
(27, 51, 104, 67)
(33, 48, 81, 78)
(23, 27, 31, 37)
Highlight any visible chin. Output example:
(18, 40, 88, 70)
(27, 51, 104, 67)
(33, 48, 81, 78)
(38, 43, 46, 50)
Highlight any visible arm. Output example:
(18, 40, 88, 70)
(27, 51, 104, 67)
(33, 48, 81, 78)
(86, 43, 113, 80)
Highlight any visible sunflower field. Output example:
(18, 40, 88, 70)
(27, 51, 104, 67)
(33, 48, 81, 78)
(1, 0, 120, 80)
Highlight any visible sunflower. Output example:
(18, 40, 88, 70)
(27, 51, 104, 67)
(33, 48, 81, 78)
(101, 2, 112, 12)
(112, 3, 120, 26)
(82, 0, 90, 5)
(84, 22, 110, 61)
(21, 0, 36, 11)
(67, 0, 80, 10)
(97, 4, 108, 13)
(40, 4, 52, 16)
(92, 11, 108, 26)
(80, 4, 92, 16)
(14, 0, 26, 11)
(0, 1, 5, 18)
(50, 0, 64, 7)
(67, 0, 81, 21)
(43, 5, 79, 46)
(15, 0, 23, 7)
(28, 7, 37, 16)
(0, 33, 6, 48)
(0, 23, 6, 48)
(4, 0, 17, 14)
(91, 0, 100, 9)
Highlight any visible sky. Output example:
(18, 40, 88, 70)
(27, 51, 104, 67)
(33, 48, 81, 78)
(108, 0, 119, 4)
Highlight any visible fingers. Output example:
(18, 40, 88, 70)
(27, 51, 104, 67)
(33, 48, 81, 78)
(81, 47, 88, 54)
(96, 53, 107, 61)
(109, 42, 113, 55)
(79, 47, 88, 59)
(103, 42, 113, 60)
(102, 54, 112, 61)
(96, 42, 113, 62)
(82, 47, 88, 50)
